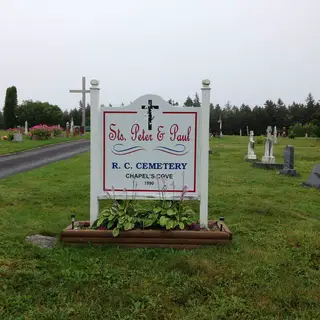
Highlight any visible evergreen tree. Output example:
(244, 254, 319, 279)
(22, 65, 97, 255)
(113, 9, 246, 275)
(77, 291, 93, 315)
(3, 86, 18, 129)
(85, 103, 91, 126)
(0, 110, 4, 129)
(184, 96, 193, 107)
(193, 93, 201, 107)
(168, 99, 179, 106)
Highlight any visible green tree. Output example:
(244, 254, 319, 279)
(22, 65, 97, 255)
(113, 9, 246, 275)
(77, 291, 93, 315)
(85, 103, 91, 126)
(16, 100, 63, 127)
(0, 110, 4, 129)
(193, 93, 201, 107)
(184, 96, 193, 107)
(3, 86, 18, 129)
(168, 99, 179, 106)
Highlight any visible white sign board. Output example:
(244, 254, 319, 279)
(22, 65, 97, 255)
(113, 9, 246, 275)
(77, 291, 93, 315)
(89, 79, 211, 227)
(101, 95, 200, 198)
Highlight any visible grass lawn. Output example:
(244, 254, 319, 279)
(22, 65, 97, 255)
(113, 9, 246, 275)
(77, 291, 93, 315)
(0, 130, 90, 155)
(0, 136, 319, 319)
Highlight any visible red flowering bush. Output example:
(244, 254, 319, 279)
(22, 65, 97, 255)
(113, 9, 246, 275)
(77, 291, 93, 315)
(51, 125, 63, 137)
(29, 125, 53, 140)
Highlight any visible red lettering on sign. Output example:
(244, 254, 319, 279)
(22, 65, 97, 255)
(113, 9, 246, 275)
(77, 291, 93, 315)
(157, 125, 165, 141)
(131, 124, 153, 141)
(109, 123, 126, 141)
(169, 124, 191, 141)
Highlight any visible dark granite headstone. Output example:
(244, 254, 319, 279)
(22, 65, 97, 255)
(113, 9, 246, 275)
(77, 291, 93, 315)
(279, 145, 300, 176)
(302, 164, 320, 189)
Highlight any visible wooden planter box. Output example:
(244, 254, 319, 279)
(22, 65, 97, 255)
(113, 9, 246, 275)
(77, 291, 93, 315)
(61, 221, 232, 249)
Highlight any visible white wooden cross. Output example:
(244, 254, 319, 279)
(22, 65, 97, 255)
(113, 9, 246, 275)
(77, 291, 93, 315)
(69, 76, 89, 130)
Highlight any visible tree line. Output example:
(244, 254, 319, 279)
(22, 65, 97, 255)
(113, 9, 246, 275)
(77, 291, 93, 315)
(0, 86, 90, 129)
(181, 92, 320, 137)
(1, 86, 320, 137)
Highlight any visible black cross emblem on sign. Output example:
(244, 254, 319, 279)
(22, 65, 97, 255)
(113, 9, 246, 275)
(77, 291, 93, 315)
(141, 99, 159, 130)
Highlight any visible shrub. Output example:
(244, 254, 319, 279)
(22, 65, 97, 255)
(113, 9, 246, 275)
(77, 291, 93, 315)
(288, 132, 295, 139)
(51, 125, 63, 137)
(29, 124, 52, 140)
(256, 136, 266, 145)
(289, 122, 319, 137)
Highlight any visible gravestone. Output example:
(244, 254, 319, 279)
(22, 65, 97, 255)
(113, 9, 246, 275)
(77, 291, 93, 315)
(217, 115, 223, 138)
(279, 145, 300, 176)
(262, 126, 275, 163)
(245, 130, 257, 162)
(305, 133, 308, 138)
(273, 126, 277, 144)
(246, 126, 249, 136)
(253, 126, 283, 170)
(66, 121, 70, 137)
(89, 79, 211, 227)
(13, 133, 23, 142)
(240, 129, 242, 136)
(70, 118, 74, 134)
(25, 121, 28, 135)
(74, 127, 80, 136)
(302, 164, 320, 189)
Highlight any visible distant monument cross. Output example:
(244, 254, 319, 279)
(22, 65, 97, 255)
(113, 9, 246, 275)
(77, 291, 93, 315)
(141, 99, 159, 130)
(69, 77, 89, 130)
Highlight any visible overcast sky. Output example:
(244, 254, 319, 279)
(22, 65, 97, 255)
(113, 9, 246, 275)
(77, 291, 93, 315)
(0, 0, 319, 110)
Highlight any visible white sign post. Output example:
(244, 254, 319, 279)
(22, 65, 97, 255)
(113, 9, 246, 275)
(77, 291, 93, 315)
(89, 79, 211, 228)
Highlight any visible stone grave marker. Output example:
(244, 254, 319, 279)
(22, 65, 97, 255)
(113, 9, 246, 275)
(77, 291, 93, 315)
(217, 115, 223, 138)
(302, 164, 320, 189)
(279, 145, 300, 176)
(253, 126, 283, 169)
(273, 126, 278, 144)
(245, 130, 257, 162)
(13, 132, 23, 142)
(25, 121, 28, 135)
(66, 121, 70, 137)
(262, 126, 275, 163)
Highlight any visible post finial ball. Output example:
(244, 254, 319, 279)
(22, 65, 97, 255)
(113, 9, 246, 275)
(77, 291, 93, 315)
(202, 79, 210, 87)
(90, 79, 99, 86)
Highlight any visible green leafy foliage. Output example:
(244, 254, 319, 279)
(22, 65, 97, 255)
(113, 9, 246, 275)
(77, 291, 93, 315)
(93, 199, 141, 236)
(92, 198, 196, 236)
(154, 200, 195, 230)
(255, 135, 266, 145)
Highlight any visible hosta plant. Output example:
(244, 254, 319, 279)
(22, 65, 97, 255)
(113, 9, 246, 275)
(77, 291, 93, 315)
(155, 200, 195, 230)
(93, 199, 141, 237)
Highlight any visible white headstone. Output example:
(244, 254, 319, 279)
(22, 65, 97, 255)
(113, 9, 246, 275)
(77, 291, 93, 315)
(273, 126, 278, 144)
(305, 133, 308, 138)
(70, 118, 74, 133)
(261, 126, 275, 163)
(89, 79, 210, 228)
(240, 129, 242, 136)
(246, 130, 257, 160)
(25, 121, 28, 135)
(217, 115, 223, 138)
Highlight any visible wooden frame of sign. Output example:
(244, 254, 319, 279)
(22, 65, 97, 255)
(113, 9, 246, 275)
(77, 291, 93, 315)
(61, 79, 233, 248)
